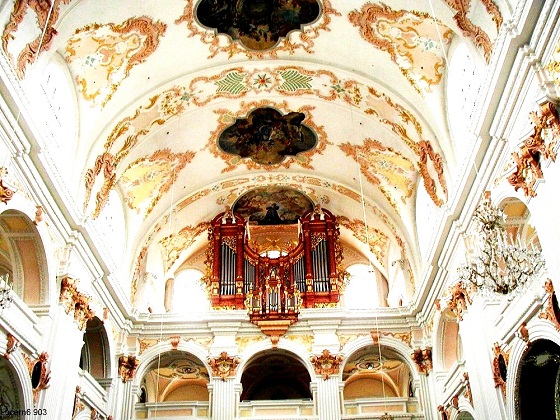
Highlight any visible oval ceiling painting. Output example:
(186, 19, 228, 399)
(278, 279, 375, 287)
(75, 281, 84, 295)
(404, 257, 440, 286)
(218, 107, 317, 165)
(195, 0, 321, 51)
(233, 186, 314, 225)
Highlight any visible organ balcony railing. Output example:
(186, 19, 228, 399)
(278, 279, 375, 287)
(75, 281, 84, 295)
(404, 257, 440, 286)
(203, 206, 345, 324)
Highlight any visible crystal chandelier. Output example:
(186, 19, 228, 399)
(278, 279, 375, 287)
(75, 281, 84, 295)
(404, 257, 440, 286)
(0, 274, 13, 311)
(458, 193, 545, 294)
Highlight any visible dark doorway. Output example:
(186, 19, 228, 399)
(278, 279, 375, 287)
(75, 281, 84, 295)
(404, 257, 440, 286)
(517, 339, 560, 419)
(241, 350, 312, 401)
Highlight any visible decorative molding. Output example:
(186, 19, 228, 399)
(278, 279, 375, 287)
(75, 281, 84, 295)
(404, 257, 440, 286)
(437, 282, 472, 321)
(538, 279, 560, 331)
(492, 342, 508, 398)
(411, 347, 432, 375)
(33, 205, 44, 225)
(22, 352, 51, 405)
(118, 355, 139, 382)
(65, 17, 167, 107)
(437, 405, 450, 420)
(208, 352, 240, 381)
(508, 101, 558, 197)
(516, 322, 530, 344)
(176, 0, 340, 59)
(253, 319, 295, 348)
(463, 372, 473, 406)
(0, 167, 15, 204)
(59, 276, 95, 331)
(3, 333, 19, 359)
(170, 335, 181, 350)
(310, 349, 343, 379)
(349, 3, 452, 94)
(371, 330, 412, 348)
(442, 0, 496, 62)
(72, 386, 85, 419)
(1, 0, 72, 78)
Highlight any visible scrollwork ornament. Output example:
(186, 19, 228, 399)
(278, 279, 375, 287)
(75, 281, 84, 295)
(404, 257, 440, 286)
(4, 333, 19, 359)
(118, 355, 139, 382)
(538, 279, 560, 331)
(208, 352, 240, 381)
(310, 349, 343, 379)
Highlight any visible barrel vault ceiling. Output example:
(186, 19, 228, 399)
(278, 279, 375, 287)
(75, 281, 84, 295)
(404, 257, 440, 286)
(0, 0, 504, 299)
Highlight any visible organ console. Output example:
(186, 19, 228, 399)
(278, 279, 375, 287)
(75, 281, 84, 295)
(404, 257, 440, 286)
(204, 205, 345, 325)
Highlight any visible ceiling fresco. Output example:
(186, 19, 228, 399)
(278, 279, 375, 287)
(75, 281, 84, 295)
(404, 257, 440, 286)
(232, 186, 314, 225)
(217, 107, 317, 165)
(0, 0, 505, 305)
(178, 0, 339, 58)
(195, 0, 321, 51)
(209, 101, 328, 172)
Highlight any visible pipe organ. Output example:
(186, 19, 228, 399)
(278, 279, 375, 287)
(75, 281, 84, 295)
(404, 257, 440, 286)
(204, 206, 345, 323)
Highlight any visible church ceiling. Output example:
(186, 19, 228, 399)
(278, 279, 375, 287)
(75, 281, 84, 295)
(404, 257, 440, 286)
(0, 0, 503, 294)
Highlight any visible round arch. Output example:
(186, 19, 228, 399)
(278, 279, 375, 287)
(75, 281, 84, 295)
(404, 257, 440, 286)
(236, 338, 316, 382)
(80, 317, 113, 384)
(506, 319, 560, 419)
(0, 202, 54, 307)
(0, 334, 34, 412)
(133, 340, 212, 387)
(340, 335, 419, 384)
(240, 348, 312, 401)
(432, 308, 462, 372)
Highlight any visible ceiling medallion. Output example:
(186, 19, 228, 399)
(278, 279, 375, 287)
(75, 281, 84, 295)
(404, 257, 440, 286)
(195, 0, 320, 51)
(233, 186, 313, 225)
(218, 107, 317, 166)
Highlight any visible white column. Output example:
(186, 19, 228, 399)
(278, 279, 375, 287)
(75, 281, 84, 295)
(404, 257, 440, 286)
(114, 379, 135, 420)
(40, 305, 84, 419)
(417, 374, 438, 420)
(316, 377, 342, 420)
(460, 299, 506, 420)
(210, 378, 236, 420)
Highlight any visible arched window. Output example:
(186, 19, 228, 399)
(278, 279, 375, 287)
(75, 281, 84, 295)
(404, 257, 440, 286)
(343, 264, 382, 309)
(446, 42, 482, 160)
(0, 210, 49, 305)
(171, 269, 209, 314)
(79, 317, 111, 387)
(440, 311, 463, 371)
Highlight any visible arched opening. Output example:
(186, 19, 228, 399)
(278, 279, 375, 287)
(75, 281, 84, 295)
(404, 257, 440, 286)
(170, 269, 210, 314)
(342, 345, 417, 415)
(343, 345, 412, 399)
(517, 339, 560, 419)
(0, 357, 24, 415)
(343, 264, 380, 309)
(439, 310, 463, 371)
(140, 351, 210, 403)
(240, 349, 312, 401)
(499, 197, 540, 251)
(0, 210, 49, 306)
(79, 317, 111, 385)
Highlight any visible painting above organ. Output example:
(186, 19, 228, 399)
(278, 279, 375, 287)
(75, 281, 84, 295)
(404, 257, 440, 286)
(204, 194, 345, 328)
